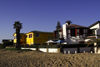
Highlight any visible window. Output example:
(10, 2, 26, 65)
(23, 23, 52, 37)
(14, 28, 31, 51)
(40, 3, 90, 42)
(29, 34, 32, 38)
(26, 35, 27, 38)
(48, 36, 53, 40)
(71, 29, 75, 36)
(79, 29, 83, 35)
(35, 33, 39, 37)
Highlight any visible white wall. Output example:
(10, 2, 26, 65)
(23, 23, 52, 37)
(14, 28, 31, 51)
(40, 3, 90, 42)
(39, 48, 47, 52)
(90, 23, 100, 29)
(90, 23, 100, 38)
(63, 48, 77, 54)
(63, 24, 67, 40)
(30, 48, 36, 50)
(97, 47, 100, 53)
(85, 39, 91, 43)
(21, 48, 36, 50)
(48, 48, 58, 53)
(80, 47, 91, 53)
(97, 29, 100, 38)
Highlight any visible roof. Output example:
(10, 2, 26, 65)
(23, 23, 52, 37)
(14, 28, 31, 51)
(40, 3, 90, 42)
(54, 24, 89, 31)
(89, 21, 100, 28)
(26, 30, 53, 34)
(2, 39, 13, 42)
(66, 24, 89, 29)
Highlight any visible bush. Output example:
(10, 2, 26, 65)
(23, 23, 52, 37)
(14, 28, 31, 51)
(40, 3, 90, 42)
(3, 41, 13, 47)
(0, 44, 5, 49)
(5, 48, 20, 50)
(21, 44, 92, 48)
(22, 45, 39, 48)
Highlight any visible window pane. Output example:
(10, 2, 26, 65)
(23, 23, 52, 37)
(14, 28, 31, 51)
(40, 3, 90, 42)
(36, 33, 39, 37)
(29, 34, 32, 38)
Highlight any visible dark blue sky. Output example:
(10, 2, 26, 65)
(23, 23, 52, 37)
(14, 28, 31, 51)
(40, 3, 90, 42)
(0, 0, 100, 43)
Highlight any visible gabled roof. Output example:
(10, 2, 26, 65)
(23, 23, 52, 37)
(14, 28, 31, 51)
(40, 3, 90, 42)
(89, 21, 100, 28)
(67, 24, 89, 29)
(54, 24, 89, 32)
(27, 30, 53, 34)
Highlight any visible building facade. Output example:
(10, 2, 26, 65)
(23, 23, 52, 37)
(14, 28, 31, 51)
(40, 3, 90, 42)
(26, 31, 53, 45)
(53, 21, 99, 44)
(13, 33, 26, 45)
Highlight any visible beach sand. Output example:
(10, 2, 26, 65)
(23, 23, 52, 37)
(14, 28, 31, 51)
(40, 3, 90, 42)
(0, 49, 100, 67)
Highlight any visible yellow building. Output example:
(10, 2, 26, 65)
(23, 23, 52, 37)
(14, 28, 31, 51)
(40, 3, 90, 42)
(13, 33, 26, 45)
(26, 31, 53, 45)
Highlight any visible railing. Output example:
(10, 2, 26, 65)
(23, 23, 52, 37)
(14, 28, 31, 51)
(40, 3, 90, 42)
(87, 34, 95, 36)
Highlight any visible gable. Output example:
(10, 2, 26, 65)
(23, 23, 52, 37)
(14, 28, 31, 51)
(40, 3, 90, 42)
(90, 23, 100, 29)
(89, 21, 100, 29)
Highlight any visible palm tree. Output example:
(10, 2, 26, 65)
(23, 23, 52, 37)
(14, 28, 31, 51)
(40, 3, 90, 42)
(86, 35, 100, 53)
(13, 21, 22, 49)
(66, 20, 72, 25)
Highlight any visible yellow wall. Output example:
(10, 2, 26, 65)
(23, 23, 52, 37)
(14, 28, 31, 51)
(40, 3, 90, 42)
(26, 32, 34, 45)
(13, 33, 26, 45)
(26, 32, 53, 45)
(34, 33, 53, 45)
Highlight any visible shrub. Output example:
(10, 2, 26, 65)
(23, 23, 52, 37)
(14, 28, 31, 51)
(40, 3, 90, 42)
(5, 48, 20, 50)
(0, 44, 5, 49)
(21, 44, 92, 48)
(3, 41, 13, 47)
(22, 45, 39, 48)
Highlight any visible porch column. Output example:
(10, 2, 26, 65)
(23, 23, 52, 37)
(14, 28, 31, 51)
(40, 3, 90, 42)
(63, 24, 67, 40)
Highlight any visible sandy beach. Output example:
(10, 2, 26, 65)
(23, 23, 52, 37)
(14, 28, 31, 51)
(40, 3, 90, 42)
(0, 49, 100, 67)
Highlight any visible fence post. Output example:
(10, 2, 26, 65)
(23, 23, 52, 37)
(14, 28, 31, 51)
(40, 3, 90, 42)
(84, 51, 85, 53)
(91, 51, 93, 53)
(64, 51, 66, 54)
(75, 51, 77, 54)
(68, 51, 70, 54)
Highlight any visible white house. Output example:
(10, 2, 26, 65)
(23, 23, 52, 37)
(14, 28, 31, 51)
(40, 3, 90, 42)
(53, 21, 100, 54)
(63, 22, 91, 44)
(53, 21, 100, 44)
(85, 21, 100, 42)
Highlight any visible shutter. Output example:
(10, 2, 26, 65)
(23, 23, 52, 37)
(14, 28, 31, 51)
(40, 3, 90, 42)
(75, 29, 77, 36)
(79, 29, 81, 35)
